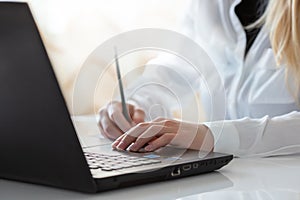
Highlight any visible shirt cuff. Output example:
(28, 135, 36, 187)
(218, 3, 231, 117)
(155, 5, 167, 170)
(203, 120, 240, 155)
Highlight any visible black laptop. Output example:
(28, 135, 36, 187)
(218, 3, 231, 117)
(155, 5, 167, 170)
(0, 2, 233, 193)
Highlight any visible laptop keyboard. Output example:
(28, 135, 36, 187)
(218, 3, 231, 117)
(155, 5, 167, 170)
(84, 152, 161, 171)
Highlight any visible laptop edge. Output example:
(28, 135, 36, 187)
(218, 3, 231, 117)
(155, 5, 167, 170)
(0, 2, 233, 193)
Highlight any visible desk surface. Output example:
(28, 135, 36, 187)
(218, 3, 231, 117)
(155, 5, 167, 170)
(1, 116, 299, 200)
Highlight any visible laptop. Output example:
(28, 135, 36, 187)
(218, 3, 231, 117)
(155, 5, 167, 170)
(0, 2, 233, 193)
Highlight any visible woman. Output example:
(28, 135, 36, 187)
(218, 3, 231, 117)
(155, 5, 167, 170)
(98, 0, 300, 157)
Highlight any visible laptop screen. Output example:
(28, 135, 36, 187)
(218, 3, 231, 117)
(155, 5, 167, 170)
(0, 3, 96, 192)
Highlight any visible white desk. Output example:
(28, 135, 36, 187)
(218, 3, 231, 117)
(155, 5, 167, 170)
(1, 116, 299, 200)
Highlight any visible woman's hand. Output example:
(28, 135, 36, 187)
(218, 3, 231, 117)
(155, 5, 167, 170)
(112, 118, 214, 152)
(97, 101, 145, 140)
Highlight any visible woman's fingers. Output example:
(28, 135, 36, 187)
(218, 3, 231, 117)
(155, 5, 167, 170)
(132, 108, 145, 124)
(144, 133, 175, 151)
(107, 102, 132, 132)
(97, 120, 110, 139)
(98, 108, 113, 139)
(111, 134, 126, 149)
(110, 118, 182, 152)
(128, 125, 166, 152)
(109, 117, 212, 153)
(113, 123, 150, 150)
(98, 101, 147, 142)
(100, 111, 123, 140)
(98, 102, 134, 139)
(114, 121, 176, 151)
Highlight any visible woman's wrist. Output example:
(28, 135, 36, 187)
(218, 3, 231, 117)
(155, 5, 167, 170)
(190, 124, 214, 152)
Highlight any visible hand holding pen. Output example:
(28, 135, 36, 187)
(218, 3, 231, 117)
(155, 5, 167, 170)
(97, 48, 145, 140)
(114, 47, 132, 123)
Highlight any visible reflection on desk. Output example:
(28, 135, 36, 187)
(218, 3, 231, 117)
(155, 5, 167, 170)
(1, 155, 300, 200)
(0, 172, 231, 200)
(185, 154, 300, 200)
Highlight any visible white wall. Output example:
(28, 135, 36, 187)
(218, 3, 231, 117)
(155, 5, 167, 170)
(27, 0, 188, 115)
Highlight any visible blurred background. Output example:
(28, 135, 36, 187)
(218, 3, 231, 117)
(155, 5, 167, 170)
(26, 0, 188, 115)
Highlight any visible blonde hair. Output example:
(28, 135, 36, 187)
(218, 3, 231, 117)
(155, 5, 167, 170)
(266, 0, 300, 99)
(248, 0, 300, 99)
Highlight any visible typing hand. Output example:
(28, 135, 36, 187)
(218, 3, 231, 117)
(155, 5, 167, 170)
(111, 118, 214, 152)
(97, 101, 145, 140)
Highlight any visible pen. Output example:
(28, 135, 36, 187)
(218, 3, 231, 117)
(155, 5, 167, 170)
(114, 47, 132, 123)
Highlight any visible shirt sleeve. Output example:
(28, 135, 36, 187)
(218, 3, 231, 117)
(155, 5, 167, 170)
(203, 111, 300, 157)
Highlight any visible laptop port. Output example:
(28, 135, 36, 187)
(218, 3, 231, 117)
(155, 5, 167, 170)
(171, 167, 181, 177)
(192, 163, 199, 169)
(182, 164, 192, 171)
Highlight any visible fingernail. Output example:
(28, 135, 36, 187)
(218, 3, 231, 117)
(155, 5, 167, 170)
(129, 144, 137, 152)
(116, 142, 126, 151)
(116, 146, 125, 151)
(111, 141, 119, 148)
(145, 145, 153, 151)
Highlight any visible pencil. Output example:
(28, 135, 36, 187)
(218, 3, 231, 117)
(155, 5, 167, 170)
(114, 47, 131, 123)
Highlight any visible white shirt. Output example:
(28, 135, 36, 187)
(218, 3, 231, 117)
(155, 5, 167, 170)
(126, 0, 300, 157)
